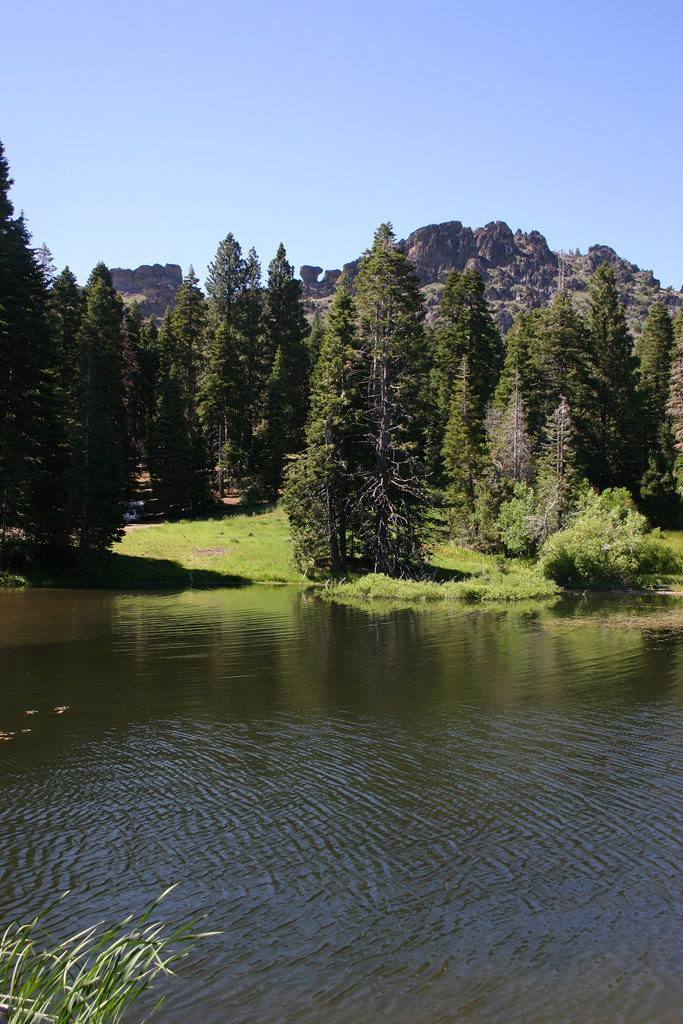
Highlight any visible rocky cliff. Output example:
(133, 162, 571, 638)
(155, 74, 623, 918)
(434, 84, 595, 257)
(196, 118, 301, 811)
(110, 263, 182, 320)
(301, 220, 682, 336)
(110, 223, 682, 338)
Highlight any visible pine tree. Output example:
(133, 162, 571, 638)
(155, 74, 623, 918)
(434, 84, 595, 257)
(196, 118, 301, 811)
(493, 309, 542, 422)
(148, 370, 196, 514)
(204, 236, 269, 491)
(284, 273, 359, 572)
(433, 268, 502, 433)
(0, 141, 70, 566)
(257, 244, 310, 494)
(121, 301, 145, 488)
(154, 268, 212, 510)
(74, 263, 127, 564)
(638, 420, 680, 527)
(353, 223, 428, 576)
(264, 243, 310, 451)
(237, 247, 266, 472)
(136, 316, 160, 464)
(579, 264, 641, 490)
(306, 314, 326, 372)
(259, 346, 288, 501)
(494, 292, 588, 451)
(170, 267, 207, 423)
(637, 302, 675, 449)
(50, 267, 84, 384)
(47, 267, 85, 545)
(198, 324, 247, 496)
(488, 370, 532, 485)
(534, 396, 576, 536)
(205, 233, 246, 329)
(667, 326, 683, 453)
(441, 357, 485, 539)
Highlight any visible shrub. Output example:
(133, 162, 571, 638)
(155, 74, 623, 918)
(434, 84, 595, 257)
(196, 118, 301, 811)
(495, 482, 540, 557)
(539, 487, 680, 588)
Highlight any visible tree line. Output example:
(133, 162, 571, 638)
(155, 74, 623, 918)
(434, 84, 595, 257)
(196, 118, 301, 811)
(2, 138, 683, 577)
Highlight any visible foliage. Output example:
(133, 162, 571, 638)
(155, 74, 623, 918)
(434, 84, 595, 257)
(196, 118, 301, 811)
(441, 358, 485, 539)
(495, 482, 539, 557)
(433, 268, 502, 424)
(486, 372, 532, 484)
(534, 395, 577, 536)
(205, 232, 247, 329)
(203, 236, 266, 491)
(0, 142, 71, 567)
(260, 243, 310, 474)
(637, 302, 675, 444)
(73, 264, 127, 565)
(2, 136, 683, 584)
(638, 421, 680, 527)
(283, 273, 359, 573)
(539, 487, 680, 587)
(494, 291, 588, 448)
(147, 371, 197, 514)
(579, 264, 642, 490)
(0, 888, 211, 1024)
(352, 223, 429, 577)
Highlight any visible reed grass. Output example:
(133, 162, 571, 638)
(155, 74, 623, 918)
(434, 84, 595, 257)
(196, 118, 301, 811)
(0, 887, 212, 1024)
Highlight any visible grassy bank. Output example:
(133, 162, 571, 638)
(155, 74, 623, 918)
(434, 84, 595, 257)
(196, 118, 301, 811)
(112, 514, 558, 600)
(5, 508, 683, 600)
(106, 506, 303, 587)
(651, 531, 683, 590)
(322, 540, 560, 605)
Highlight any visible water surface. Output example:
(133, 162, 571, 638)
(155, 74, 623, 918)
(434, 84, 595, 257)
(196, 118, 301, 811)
(1, 588, 682, 1023)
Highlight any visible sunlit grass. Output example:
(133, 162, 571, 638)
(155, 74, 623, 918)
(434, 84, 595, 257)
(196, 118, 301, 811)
(428, 538, 506, 578)
(112, 507, 303, 585)
(642, 529, 683, 590)
(322, 567, 559, 605)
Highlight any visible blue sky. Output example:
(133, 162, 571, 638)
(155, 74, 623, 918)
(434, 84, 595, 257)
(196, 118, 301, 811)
(2, 0, 682, 290)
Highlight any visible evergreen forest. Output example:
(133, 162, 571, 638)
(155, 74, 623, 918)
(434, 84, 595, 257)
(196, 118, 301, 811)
(3, 139, 683, 582)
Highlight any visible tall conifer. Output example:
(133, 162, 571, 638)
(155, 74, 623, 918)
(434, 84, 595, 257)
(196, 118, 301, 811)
(353, 223, 428, 576)
(0, 141, 69, 565)
(284, 273, 359, 572)
(74, 263, 127, 563)
(578, 264, 641, 490)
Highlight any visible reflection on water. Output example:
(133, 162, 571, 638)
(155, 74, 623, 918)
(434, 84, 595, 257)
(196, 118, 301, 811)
(1, 588, 682, 1023)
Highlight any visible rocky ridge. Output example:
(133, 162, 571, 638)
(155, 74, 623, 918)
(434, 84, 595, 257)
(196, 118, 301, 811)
(301, 220, 682, 336)
(110, 263, 182, 320)
(110, 222, 682, 337)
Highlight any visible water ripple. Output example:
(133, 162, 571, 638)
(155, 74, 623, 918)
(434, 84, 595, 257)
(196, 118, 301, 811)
(1, 591, 682, 1023)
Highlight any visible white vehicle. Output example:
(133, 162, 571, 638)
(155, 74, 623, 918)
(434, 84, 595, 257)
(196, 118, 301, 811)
(124, 501, 146, 524)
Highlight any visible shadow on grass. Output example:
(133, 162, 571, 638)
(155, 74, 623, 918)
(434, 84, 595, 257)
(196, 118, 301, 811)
(24, 553, 251, 590)
(429, 565, 469, 583)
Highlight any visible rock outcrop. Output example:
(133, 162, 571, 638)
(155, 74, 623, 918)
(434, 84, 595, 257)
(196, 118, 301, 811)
(109, 223, 682, 339)
(300, 220, 681, 336)
(110, 263, 182, 319)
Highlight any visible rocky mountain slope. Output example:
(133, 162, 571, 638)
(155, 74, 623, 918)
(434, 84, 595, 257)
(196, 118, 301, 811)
(110, 263, 182, 319)
(301, 220, 682, 336)
(112, 222, 682, 337)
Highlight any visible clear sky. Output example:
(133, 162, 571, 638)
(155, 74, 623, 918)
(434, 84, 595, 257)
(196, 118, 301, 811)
(2, 0, 682, 290)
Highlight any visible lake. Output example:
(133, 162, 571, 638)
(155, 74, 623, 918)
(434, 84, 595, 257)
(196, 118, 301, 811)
(1, 587, 682, 1023)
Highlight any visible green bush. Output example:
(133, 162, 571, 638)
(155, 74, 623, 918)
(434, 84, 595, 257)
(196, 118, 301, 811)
(539, 487, 681, 588)
(495, 482, 540, 557)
